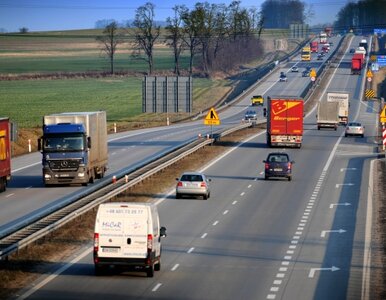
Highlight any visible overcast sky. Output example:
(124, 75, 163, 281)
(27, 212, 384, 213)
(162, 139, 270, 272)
(0, 0, 348, 33)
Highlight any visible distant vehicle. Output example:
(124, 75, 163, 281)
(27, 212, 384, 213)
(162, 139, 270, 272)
(176, 172, 211, 200)
(351, 53, 364, 74)
(310, 41, 318, 53)
(263, 152, 294, 181)
(251, 95, 264, 106)
(266, 97, 304, 148)
(93, 202, 167, 277)
(291, 66, 299, 72)
(359, 39, 368, 53)
(345, 122, 365, 137)
(327, 92, 349, 125)
(317, 102, 339, 130)
(329, 42, 334, 46)
(317, 53, 323, 60)
(306, 66, 312, 71)
(245, 110, 257, 121)
(301, 46, 311, 61)
(279, 72, 288, 82)
(349, 48, 355, 54)
(302, 70, 310, 77)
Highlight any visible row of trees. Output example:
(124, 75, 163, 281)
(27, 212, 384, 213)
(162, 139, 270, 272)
(97, 0, 307, 76)
(334, 0, 386, 33)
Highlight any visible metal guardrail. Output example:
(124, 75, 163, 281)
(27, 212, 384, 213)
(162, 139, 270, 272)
(0, 122, 252, 260)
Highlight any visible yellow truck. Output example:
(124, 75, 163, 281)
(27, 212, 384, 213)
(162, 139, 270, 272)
(301, 46, 311, 61)
(251, 95, 264, 106)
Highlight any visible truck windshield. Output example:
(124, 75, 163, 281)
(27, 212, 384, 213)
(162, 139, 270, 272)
(44, 134, 84, 152)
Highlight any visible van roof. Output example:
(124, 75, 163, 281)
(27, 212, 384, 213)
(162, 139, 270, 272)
(99, 202, 154, 208)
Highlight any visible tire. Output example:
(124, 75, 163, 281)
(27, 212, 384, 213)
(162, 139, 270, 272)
(0, 177, 5, 193)
(95, 265, 105, 276)
(203, 194, 208, 200)
(176, 193, 181, 199)
(288, 176, 292, 181)
(154, 260, 161, 271)
(265, 175, 269, 180)
(361, 134, 364, 138)
(147, 264, 154, 277)
(345, 134, 347, 137)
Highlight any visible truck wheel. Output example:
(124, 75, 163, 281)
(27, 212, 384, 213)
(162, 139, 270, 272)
(0, 178, 5, 192)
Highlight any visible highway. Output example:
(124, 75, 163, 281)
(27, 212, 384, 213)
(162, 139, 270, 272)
(6, 35, 380, 299)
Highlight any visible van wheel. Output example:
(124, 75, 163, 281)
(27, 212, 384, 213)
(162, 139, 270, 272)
(147, 265, 154, 277)
(154, 260, 161, 271)
(95, 265, 105, 276)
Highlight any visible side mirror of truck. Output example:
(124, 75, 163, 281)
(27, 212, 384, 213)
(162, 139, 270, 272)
(87, 137, 91, 149)
(263, 108, 267, 117)
(160, 226, 167, 237)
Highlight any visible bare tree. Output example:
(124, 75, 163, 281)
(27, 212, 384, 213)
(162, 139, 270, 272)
(181, 8, 201, 75)
(96, 21, 124, 74)
(131, 2, 160, 75)
(166, 5, 187, 75)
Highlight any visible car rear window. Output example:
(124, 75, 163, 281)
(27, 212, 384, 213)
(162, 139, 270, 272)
(268, 155, 289, 163)
(181, 174, 203, 182)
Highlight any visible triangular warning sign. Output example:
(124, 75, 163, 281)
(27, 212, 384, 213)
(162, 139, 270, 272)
(205, 108, 219, 121)
(204, 108, 220, 125)
(366, 70, 373, 78)
(380, 105, 386, 118)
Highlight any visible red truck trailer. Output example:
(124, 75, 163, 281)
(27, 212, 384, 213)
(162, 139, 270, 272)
(310, 41, 318, 53)
(351, 53, 364, 75)
(266, 97, 304, 148)
(0, 118, 11, 192)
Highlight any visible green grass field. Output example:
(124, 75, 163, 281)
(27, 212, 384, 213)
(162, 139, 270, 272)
(0, 29, 284, 128)
(0, 77, 228, 128)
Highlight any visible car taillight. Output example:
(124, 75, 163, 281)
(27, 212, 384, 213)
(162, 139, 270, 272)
(288, 162, 292, 170)
(265, 163, 269, 170)
(147, 234, 153, 251)
(146, 234, 153, 264)
(94, 233, 99, 252)
(177, 181, 183, 187)
(201, 182, 207, 187)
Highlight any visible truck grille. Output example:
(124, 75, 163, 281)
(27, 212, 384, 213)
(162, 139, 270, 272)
(49, 160, 80, 171)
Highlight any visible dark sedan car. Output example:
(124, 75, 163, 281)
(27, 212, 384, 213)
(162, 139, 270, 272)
(263, 152, 294, 181)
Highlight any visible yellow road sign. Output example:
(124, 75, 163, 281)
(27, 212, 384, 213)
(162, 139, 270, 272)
(204, 108, 220, 125)
(380, 105, 386, 123)
(366, 70, 373, 78)
(310, 69, 317, 78)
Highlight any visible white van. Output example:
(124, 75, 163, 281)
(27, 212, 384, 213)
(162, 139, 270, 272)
(93, 202, 167, 277)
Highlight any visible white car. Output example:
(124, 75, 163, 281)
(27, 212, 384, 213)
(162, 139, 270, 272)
(291, 66, 299, 72)
(345, 122, 365, 137)
(176, 172, 211, 199)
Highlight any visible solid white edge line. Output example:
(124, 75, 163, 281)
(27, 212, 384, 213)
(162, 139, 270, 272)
(17, 247, 92, 300)
(361, 159, 374, 300)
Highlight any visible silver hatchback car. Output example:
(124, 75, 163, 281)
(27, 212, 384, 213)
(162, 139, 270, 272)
(176, 172, 211, 200)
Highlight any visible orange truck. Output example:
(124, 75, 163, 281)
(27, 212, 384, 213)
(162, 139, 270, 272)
(266, 97, 304, 148)
(0, 118, 11, 192)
